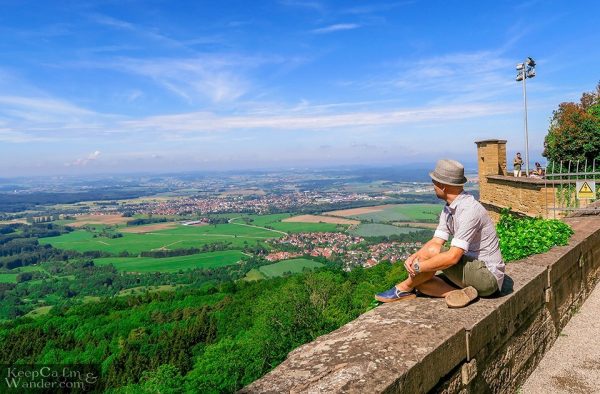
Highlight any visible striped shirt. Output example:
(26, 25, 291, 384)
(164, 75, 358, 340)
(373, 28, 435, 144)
(434, 191, 505, 290)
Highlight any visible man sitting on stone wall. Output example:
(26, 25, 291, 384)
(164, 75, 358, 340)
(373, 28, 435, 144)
(375, 159, 505, 308)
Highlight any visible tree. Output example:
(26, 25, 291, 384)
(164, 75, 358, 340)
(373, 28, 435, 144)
(543, 82, 600, 165)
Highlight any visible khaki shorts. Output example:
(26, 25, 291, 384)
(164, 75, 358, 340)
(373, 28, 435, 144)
(441, 247, 499, 297)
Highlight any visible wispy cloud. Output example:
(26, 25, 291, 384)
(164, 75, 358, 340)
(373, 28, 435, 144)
(81, 53, 292, 104)
(345, 50, 520, 105)
(112, 57, 251, 103)
(122, 102, 516, 134)
(89, 14, 199, 52)
(0, 128, 47, 143)
(67, 150, 101, 167)
(311, 23, 361, 34)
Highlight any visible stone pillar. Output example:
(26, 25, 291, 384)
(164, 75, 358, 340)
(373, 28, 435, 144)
(475, 139, 507, 221)
(475, 139, 507, 199)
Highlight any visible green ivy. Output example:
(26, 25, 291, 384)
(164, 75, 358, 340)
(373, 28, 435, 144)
(496, 209, 574, 262)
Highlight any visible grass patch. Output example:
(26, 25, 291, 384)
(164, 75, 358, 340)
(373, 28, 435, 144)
(94, 250, 245, 273)
(233, 214, 344, 233)
(242, 268, 267, 281)
(258, 258, 324, 278)
(82, 296, 102, 303)
(42, 222, 282, 254)
(0, 273, 18, 283)
(24, 306, 53, 318)
(116, 284, 187, 297)
(16, 265, 47, 273)
(350, 204, 442, 223)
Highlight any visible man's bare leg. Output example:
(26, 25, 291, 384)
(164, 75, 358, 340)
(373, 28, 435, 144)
(396, 271, 435, 292)
(396, 244, 444, 292)
(414, 277, 458, 297)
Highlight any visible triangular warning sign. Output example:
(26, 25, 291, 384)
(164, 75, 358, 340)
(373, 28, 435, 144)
(579, 182, 593, 194)
(578, 181, 595, 199)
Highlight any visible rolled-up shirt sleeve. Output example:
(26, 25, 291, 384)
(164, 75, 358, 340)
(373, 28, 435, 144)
(450, 214, 480, 251)
(434, 208, 450, 241)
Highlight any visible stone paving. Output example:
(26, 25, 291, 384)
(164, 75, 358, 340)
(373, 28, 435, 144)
(522, 280, 600, 394)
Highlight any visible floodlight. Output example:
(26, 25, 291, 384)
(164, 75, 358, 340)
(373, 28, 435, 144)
(515, 56, 537, 177)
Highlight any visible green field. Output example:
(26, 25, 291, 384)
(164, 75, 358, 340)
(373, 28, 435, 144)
(257, 258, 324, 278)
(348, 204, 442, 223)
(24, 305, 53, 318)
(233, 214, 343, 233)
(42, 222, 283, 254)
(242, 268, 266, 281)
(350, 223, 424, 237)
(0, 269, 45, 284)
(94, 250, 246, 273)
(116, 284, 187, 296)
(0, 273, 18, 283)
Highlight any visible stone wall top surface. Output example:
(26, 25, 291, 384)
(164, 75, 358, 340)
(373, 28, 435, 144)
(474, 139, 507, 145)
(243, 217, 600, 394)
(486, 175, 568, 185)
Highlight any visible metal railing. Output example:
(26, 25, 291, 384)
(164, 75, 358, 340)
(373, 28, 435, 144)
(544, 159, 599, 219)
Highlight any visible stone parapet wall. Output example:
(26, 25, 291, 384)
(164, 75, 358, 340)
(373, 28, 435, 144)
(243, 217, 600, 393)
(475, 139, 561, 220)
(480, 175, 558, 220)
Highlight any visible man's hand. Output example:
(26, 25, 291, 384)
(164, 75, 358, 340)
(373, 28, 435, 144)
(404, 253, 418, 277)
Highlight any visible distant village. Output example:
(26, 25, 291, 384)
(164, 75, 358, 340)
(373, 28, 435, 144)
(267, 232, 421, 270)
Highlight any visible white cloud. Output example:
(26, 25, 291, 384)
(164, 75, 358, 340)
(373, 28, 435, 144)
(91, 54, 287, 104)
(122, 102, 516, 134)
(311, 23, 361, 34)
(68, 150, 101, 167)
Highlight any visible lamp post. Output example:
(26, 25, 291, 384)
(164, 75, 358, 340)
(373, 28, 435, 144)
(516, 57, 536, 176)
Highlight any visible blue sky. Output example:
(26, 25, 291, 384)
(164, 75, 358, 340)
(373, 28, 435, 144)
(0, 0, 598, 176)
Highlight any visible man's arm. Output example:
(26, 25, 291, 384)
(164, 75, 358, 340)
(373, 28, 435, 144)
(405, 237, 443, 265)
(412, 211, 482, 274)
(416, 246, 464, 273)
(405, 209, 450, 271)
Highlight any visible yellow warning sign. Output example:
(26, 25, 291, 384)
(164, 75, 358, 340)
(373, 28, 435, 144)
(576, 181, 596, 200)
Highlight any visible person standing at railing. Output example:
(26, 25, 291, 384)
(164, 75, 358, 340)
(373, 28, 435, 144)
(513, 152, 524, 177)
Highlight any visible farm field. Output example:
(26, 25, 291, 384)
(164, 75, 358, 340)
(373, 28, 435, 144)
(257, 258, 324, 278)
(0, 265, 73, 285)
(350, 223, 424, 237)
(233, 213, 344, 233)
(94, 250, 246, 273)
(42, 222, 283, 254)
(121, 222, 179, 233)
(326, 203, 442, 223)
(392, 222, 438, 229)
(282, 214, 360, 225)
(68, 214, 131, 227)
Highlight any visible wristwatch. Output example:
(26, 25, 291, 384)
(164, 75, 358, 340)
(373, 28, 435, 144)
(413, 259, 420, 274)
